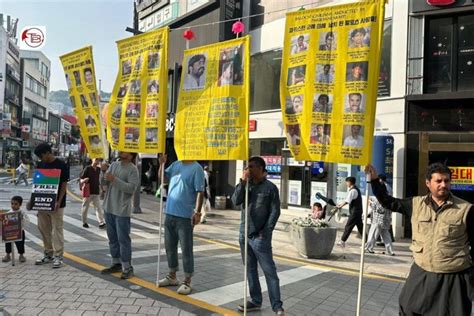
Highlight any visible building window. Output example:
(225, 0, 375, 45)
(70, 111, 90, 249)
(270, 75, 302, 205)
(378, 19, 392, 97)
(250, 49, 282, 112)
(425, 14, 474, 93)
(26, 74, 47, 98)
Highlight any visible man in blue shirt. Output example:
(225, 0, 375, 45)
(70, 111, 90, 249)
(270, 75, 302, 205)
(232, 156, 285, 315)
(157, 154, 204, 295)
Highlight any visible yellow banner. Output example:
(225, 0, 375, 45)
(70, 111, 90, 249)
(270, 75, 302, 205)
(175, 36, 249, 160)
(107, 28, 168, 153)
(60, 46, 105, 159)
(280, 1, 385, 165)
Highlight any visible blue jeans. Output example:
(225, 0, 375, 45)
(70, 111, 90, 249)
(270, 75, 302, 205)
(164, 214, 194, 277)
(105, 212, 131, 269)
(239, 233, 283, 312)
(16, 173, 28, 185)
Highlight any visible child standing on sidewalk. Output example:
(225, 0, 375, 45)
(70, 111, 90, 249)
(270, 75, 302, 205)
(2, 196, 28, 263)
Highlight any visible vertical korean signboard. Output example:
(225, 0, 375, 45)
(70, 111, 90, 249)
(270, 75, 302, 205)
(60, 46, 105, 158)
(280, 1, 385, 165)
(107, 28, 168, 153)
(175, 36, 250, 160)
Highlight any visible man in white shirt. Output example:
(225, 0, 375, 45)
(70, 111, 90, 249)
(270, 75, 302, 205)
(317, 64, 334, 84)
(291, 35, 308, 55)
(343, 125, 364, 148)
(183, 54, 206, 90)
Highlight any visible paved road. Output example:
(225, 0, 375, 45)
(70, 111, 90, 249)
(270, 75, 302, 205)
(0, 180, 405, 315)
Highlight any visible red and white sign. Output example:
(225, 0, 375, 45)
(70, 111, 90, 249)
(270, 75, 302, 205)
(19, 26, 46, 50)
(427, 0, 455, 6)
(249, 119, 257, 132)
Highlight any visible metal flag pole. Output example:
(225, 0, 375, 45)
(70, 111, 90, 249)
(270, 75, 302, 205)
(156, 154, 165, 287)
(243, 160, 249, 316)
(356, 171, 371, 315)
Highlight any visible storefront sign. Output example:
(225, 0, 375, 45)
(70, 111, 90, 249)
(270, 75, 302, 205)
(449, 166, 474, 191)
(262, 156, 281, 173)
(427, 0, 456, 6)
(31, 169, 61, 212)
(0, 210, 22, 243)
(249, 119, 257, 132)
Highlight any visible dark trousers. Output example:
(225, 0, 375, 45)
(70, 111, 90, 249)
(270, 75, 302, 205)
(5, 231, 25, 254)
(341, 211, 363, 242)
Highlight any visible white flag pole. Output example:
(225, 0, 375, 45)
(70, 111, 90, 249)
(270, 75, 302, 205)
(243, 160, 249, 316)
(356, 171, 371, 315)
(156, 154, 165, 287)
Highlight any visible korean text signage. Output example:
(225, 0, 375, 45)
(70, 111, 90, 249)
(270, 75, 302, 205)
(449, 166, 474, 191)
(0, 211, 22, 243)
(31, 169, 60, 212)
(107, 28, 168, 153)
(175, 36, 249, 160)
(280, 1, 385, 165)
(60, 46, 105, 158)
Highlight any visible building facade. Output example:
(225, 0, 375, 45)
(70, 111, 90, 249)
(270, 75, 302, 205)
(0, 17, 22, 167)
(19, 50, 51, 157)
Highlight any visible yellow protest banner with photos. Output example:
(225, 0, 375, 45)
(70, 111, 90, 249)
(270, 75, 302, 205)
(175, 36, 249, 160)
(107, 28, 168, 153)
(60, 46, 105, 158)
(280, 1, 385, 165)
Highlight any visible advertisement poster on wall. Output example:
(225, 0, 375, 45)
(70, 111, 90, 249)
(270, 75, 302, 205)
(310, 181, 327, 206)
(288, 180, 302, 205)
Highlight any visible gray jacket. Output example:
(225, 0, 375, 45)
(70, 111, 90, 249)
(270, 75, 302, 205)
(102, 161, 139, 217)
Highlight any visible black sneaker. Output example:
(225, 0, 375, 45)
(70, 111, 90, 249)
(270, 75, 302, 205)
(35, 256, 53, 265)
(101, 263, 122, 274)
(238, 301, 261, 312)
(99, 223, 106, 229)
(83, 223, 89, 228)
(121, 266, 134, 279)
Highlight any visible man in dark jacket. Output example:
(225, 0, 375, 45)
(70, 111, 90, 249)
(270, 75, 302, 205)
(232, 156, 285, 316)
(336, 176, 364, 248)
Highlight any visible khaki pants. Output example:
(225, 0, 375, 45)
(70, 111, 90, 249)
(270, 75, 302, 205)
(37, 208, 64, 257)
(82, 195, 105, 225)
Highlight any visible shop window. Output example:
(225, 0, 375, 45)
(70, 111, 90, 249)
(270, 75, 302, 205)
(425, 14, 474, 93)
(250, 50, 282, 112)
(378, 19, 392, 97)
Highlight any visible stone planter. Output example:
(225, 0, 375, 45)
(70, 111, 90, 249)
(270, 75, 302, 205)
(290, 224, 337, 259)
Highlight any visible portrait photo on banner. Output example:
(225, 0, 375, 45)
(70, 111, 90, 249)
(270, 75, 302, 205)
(111, 128, 120, 142)
(84, 67, 94, 84)
(89, 92, 98, 106)
(290, 33, 309, 55)
(285, 95, 303, 115)
(85, 115, 97, 128)
(69, 96, 76, 108)
(310, 123, 331, 145)
(129, 80, 141, 95)
(134, 55, 143, 72)
(287, 65, 306, 86)
(148, 52, 160, 69)
(118, 83, 128, 98)
(122, 59, 132, 76)
(346, 61, 369, 82)
(125, 127, 140, 142)
(342, 124, 364, 148)
(344, 92, 366, 113)
(111, 104, 122, 119)
(348, 27, 371, 49)
(312, 93, 333, 114)
(218, 44, 244, 86)
(316, 63, 335, 84)
(286, 124, 301, 146)
(65, 73, 73, 89)
(89, 135, 101, 148)
(80, 94, 89, 107)
(73, 70, 81, 86)
(125, 102, 140, 118)
(145, 128, 158, 142)
(146, 103, 158, 118)
(319, 31, 336, 51)
(183, 53, 207, 90)
(147, 79, 159, 94)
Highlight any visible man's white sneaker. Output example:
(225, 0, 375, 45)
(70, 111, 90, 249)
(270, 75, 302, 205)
(337, 241, 346, 248)
(52, 257, 63, 269)
(177, 282, 192, 295)
(158, 275, 180, 287)
(35, 256, 53, 265)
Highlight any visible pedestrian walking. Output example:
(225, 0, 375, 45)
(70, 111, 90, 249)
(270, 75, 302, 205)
(365, 175, 394, 256)
(100, 151, 139, 279)
(336, 176, 364, 248)
(2, 196, 28, 263)
(231, 156, 285, 315)
(14, 159, 29, 186)
(366, 163, 474, 315)
(27, 143, 69, 269)
(157, 154, 205, 295)
(200, 166, 211, 224)
(80, 158, 106, 229)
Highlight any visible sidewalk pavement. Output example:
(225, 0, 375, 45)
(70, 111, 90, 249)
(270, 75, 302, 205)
(0, 245, 193, 316)
(135, 192, 412, 280)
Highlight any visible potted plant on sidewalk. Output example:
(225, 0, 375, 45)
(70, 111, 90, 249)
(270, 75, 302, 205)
(290, 215, 337, 259)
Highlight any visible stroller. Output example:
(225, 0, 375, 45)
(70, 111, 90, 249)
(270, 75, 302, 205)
(315, 192, 341, 222)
